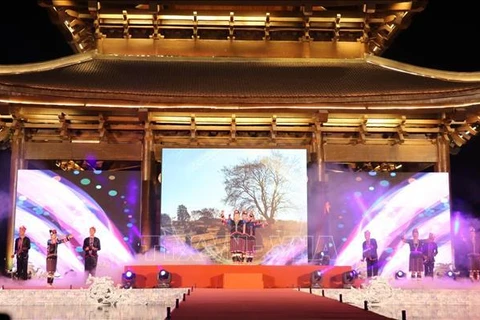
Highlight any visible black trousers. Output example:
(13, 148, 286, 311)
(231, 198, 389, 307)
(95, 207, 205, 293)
(85, 255, 98, 276)
(424, 260, 434, 277)
(16, 254, 29, 280)
(366, 258, 378, 277)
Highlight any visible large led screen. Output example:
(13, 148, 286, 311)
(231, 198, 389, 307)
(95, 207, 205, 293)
(13, 170, 141, 276)
(318, 172, 452, 276)
(160, 148, 308, 265)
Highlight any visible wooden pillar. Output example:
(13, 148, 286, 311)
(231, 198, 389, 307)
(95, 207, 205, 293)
(435, 135, 455, 268)
(5, 124, 25, 270)
(435, 136, 450, 172)
(307, 123, 326, 262)
(140, 128, 153, 252)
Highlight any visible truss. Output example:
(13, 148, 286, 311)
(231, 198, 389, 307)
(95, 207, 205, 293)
(39, 0, 428, 56)
(1, 106, 478, 156)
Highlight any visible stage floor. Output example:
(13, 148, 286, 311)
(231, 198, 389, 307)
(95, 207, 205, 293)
(308, 277, 480, 320)
(1, 276, 480, 319)
(0, 277, 187, 320)
(0, 304, 169, 320)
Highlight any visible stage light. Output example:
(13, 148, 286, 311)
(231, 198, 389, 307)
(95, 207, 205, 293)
(446, 270, 456, 280)
(122, 270, 136, 289)
(395, 270, 406, 279)
(157, 269, 172, 288)
(342, 270, 359, 288)
(312, 251, 330, 266)
(55, 160, 84, 171)
(310, 270, 323, 288)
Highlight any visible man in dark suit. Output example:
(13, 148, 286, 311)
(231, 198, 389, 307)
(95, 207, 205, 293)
(12, 225, 31, 280)
(362, 230, 379, 278)
(423, 232, 438, 278)
(467, 226, 480, 281)
(83, 226, 101, 277)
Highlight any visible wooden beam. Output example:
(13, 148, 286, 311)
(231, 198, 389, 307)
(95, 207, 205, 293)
(44, 0, 426, 9)
(24, 142, 142, 160)
(324, 143, 437, 162)
(97, 38, 366, 59)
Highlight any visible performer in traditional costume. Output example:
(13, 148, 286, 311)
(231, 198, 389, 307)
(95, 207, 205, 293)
(240, 211, 249, 262)
(467, 226, 480, 281)
(12, 225, 31, 280)
(401, 228, 424, 279)
(46, 229, 73, 286)
(422, 233, 438, 278)
(244, 211, 266, 263)
(221, 210, 245, 263)
(361, 230, 379, 278)
(83, 226, 101, 277)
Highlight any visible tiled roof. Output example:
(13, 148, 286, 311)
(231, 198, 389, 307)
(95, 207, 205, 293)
(1, 54, 480, 108)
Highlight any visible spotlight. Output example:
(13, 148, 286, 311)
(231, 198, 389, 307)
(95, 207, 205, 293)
(310, 270, 323, 288)
(342, 270, 359, 288)
(313, 251, 330, 266)
(446, 270, 456, 280)
(122, 270, 136, 289)
(395, 270, 406, 279)
(157, 269, 172, 288)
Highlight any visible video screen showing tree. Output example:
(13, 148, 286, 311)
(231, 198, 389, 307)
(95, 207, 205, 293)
(160, 149, 308, 265)
(316, 172, 452, 276)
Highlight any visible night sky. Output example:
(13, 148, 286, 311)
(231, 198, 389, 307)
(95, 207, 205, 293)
(0, 1, 479, 217)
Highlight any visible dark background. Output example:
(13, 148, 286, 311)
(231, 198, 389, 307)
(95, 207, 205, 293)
(1, 1, 479, 273)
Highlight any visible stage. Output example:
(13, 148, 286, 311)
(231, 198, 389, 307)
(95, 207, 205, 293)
(307, 276, 480, 320)
(123, 264, 353, 289)
(0, 276, 187, 320)
(1, 276, 480, 320)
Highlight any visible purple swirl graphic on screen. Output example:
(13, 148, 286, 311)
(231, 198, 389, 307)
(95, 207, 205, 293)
(334, 172, 452, 275)
(14, 170, 140, 275)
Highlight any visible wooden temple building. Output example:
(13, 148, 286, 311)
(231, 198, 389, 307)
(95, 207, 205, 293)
(1, 0, 480, 268)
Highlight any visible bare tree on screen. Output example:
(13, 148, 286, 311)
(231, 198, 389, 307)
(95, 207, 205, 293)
(222, 151, 296, 224)
(191, 208, 218, 220)
(176, 204, 191, 222)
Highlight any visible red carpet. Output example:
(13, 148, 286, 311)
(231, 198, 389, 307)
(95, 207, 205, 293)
(170, 289, 393, 319)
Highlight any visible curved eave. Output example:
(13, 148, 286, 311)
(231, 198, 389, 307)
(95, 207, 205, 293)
(1, 52, 480, 113)
(0, 51, 95, 75)
(366, 55, 480, 83)
(2, 91, 480, 113)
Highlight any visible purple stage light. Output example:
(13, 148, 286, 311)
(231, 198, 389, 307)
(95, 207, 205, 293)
(395, 270, 406, 279)
(124, 270, 134, 279)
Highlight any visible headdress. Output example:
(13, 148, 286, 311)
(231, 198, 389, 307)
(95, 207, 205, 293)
(49, 229, 57, 235)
